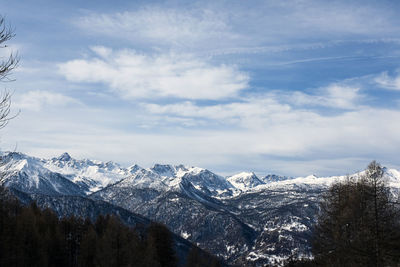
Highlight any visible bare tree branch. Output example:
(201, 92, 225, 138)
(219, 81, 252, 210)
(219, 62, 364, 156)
(0, 16, 19, 128)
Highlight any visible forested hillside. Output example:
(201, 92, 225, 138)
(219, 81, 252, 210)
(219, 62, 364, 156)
(0, 187, 221, 267)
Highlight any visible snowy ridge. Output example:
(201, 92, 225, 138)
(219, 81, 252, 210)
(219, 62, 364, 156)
(0, 152, 129, 195)
(117, 163, 236, 197)
(262, 174, 293, 183)
(0, 152, 237, 197)
(45, 152, 130, 192)
(1, 151, 400, 196)
(255, 170, 400, 191)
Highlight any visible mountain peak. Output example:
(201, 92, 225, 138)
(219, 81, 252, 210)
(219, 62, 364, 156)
(127, 164, 141, 174)
(151, 164, 175, 175)
(262, 174, 293, 183)
(58, 152, 72, 161)
(227, 172, 264, 190)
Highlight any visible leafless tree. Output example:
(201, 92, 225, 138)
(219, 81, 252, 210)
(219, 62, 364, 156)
(0, 16, 19, 129)
(312, 161, 400, 266)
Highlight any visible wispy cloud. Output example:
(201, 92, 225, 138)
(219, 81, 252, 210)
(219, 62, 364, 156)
(144, 98, 294, 130)
(283, 1, 398, 36)
(144, 83, 363, 129)
(58, 47, 249, 100)
(374, 71, 400, 90)
(75, 7, 237, 51)
(289, 84, 362, 109)
(73, 1, 400, 54)
(14, 90, 80, 111)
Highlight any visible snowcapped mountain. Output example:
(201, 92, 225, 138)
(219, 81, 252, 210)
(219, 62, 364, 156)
(4, 151, 398, 196)
(110, 163, 236, 198)
(0, 151, 131, 195)
(1, 152, 237, 196)
(1, 151, 400, 266)
(45, 152, 130, 193)
(227, 172, 264, 191)
(0, 152, 84, 196)
(261, 174, 293, 183)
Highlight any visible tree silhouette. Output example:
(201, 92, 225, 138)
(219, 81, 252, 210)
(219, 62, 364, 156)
(0, 16, 19, 129)
(312, 161, 400, 266)
(146, 223, 178, 267)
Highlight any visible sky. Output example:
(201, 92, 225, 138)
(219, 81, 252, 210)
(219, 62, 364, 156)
(1, 0, 400, 177)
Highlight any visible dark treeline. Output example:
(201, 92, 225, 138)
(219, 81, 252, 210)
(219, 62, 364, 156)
(285, 161, 400, 267)
(0, 187, 220, 267)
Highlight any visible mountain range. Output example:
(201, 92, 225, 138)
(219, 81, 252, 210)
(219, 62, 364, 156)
(1, 151, 399, 266)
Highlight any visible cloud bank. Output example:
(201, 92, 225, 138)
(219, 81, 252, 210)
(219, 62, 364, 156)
(58, 47, 249, 100)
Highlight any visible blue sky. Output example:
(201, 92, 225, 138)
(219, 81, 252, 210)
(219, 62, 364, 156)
(2, 0, 400, 176)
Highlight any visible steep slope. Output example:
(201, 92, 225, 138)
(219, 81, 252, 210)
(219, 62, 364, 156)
(0, 152, 85, 196)
(9, 187, 150, 226)
(91, 166, 255, 261)
(221, 186, 321, 265)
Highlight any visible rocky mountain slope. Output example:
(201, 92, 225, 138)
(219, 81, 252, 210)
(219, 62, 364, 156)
(1, 151, 399, 266)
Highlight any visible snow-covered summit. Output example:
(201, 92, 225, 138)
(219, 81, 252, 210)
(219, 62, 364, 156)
(1, 151, 400, 197)
(0, 152, 84, 196)
(180, 168, 235, 196)
(150, 164, 188, 177)
(227, 172, 264, 191)
(253, 170, 400, 192)
(0, 151, 130, 194)
(45, 152, 130, 192)
(115, 163, 235, 197)
(58, 152, 72, 161)
(262, 174, 293, 183)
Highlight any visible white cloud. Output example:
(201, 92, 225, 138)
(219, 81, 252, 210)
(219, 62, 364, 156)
(4, 100, 400, 177)
(145, 98, 296, 130)
(14, 90, 80, 111)
(144, 84, 362, 129)
(290, 84, 362, 109)
(374, 71, 400, 90)
(144, 98, 400, 169)
(58, 47, 249, 100)
(90, 46, 112, 59)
